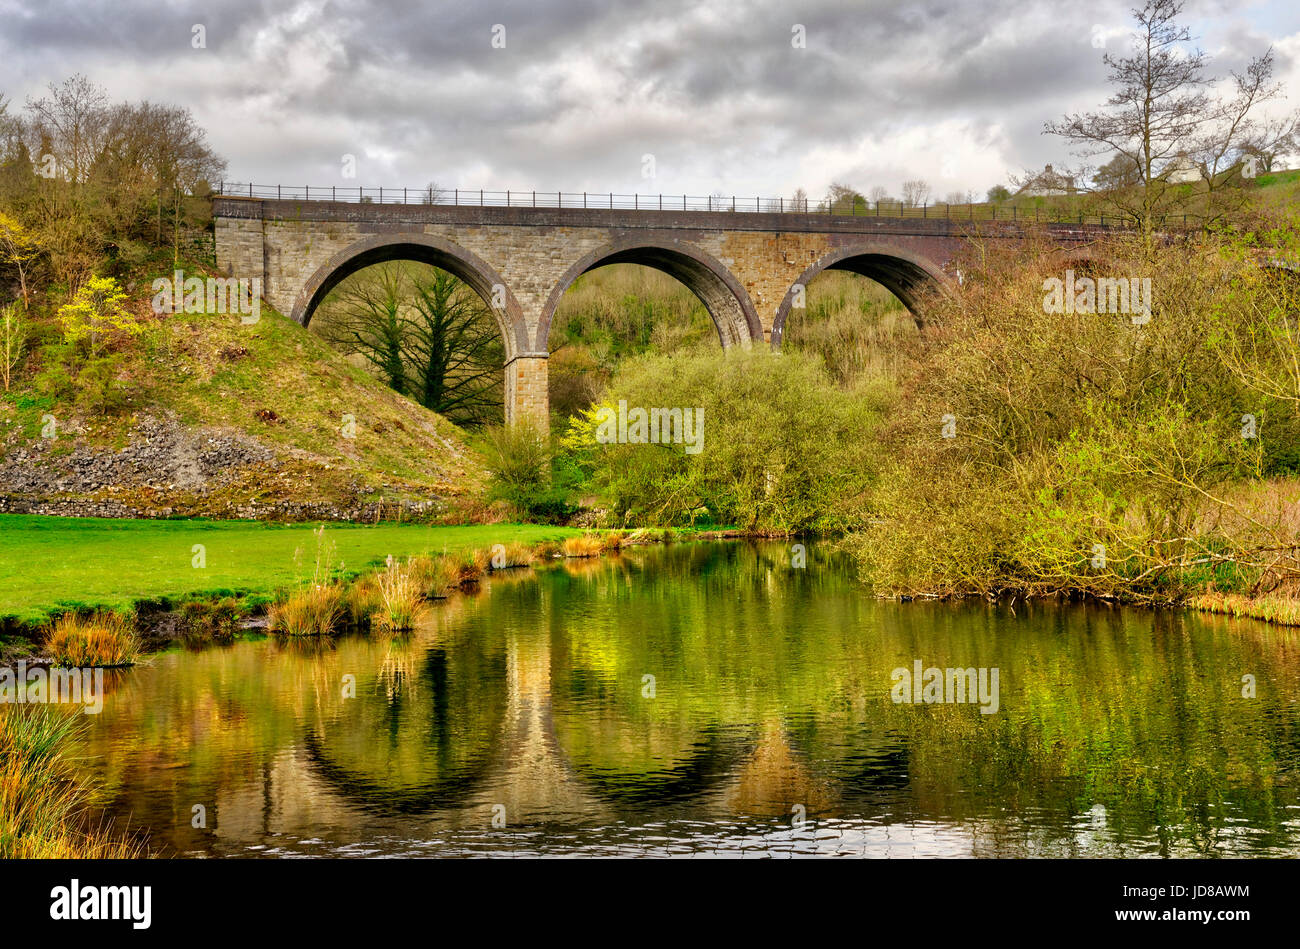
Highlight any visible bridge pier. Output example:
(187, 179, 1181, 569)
(504, 353, 550, 429)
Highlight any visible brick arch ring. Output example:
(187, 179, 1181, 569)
(535, 237, 765, 353)
(288, 233, 532, 361)
(771, 243, 954, 349)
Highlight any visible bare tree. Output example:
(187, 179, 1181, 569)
(1045, 0, 1297, 246)
(823, 182, 864, 214)
(316, 264, 409, 395)
(406, 269, 504, 426)
(1238, 126, 1297, 174)
(1191, 48, 1299, 211)
(901, 179, 931, 208)
(419, 181, 445, 205)
(22, 75, 110, 184)
(1091, 154, 1142, 192)
(11, 77, 225, 284)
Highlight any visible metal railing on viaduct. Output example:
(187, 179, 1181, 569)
(215, 182, 1178, 228)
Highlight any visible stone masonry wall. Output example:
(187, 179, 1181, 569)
(214, 198, 1111, 421)
(505, 356, 550, 428)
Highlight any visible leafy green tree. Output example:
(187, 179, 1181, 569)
(0, 210, 39, 307)
(57, 275, 141, 355)
(563, 348, 883, 532)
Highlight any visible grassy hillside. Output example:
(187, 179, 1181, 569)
(1, 254, 489, 519)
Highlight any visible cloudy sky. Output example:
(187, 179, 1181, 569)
(3, 0, 1299, 201)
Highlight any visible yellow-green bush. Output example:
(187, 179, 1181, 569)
(564, 347, 886, 532)
(851, 229, 1300, 602)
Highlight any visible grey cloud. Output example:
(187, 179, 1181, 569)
(0, 0, 1291, 198)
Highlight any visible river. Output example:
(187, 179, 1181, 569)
(79, 541, 1300, 857)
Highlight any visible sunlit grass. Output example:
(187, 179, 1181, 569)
(408, 554, 462, 599)
(0, 706, 144, 858)
(269, 584, 344, 636)
(0, 515, 581, 627)
(490, 541, 536, 569)
(1189, 591, 1300, 626)
(43, 612, 139, 667)
(372, 557, 427, 631)
(563, 534, 606, 558)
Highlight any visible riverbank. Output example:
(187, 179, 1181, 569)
(0, 514, 583, 632)
(0, 520, 652, 858)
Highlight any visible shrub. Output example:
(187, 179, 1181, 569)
(478, 420, 578, 521)
(57, 275, 144, 357)
(563, 347, 884, 532)
(850, 231, 1300, 602)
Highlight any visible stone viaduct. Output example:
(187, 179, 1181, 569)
(213, 195, 1112, 423)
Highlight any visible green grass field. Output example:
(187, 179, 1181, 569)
(0, 514, 580, 625)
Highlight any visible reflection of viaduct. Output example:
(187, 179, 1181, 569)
(214, 197, 1113, 424)
(294, 628, 911, 828)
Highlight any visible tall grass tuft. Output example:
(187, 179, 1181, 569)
(457, 548, 489, 583)
(409, 554, 462, 598)
(272, 524, 346, 635)
(342, 577, 383, 627)
(372, 556, 426, 631)
(178, 597, 242, 643)
(44, 612, 139, 667)
(0, 706, 144, 858)
(532, 540, 562, 560)
(490, 542, 536, 569)
(269, 584, 343, 636)
(562, 534, 605, 558)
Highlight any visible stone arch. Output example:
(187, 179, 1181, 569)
(536, 238, 763, 352)
(289, 233, 531, 361)
(771, 243, 952, 349)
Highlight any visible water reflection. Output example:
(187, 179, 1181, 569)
(79, 542, 1300, 857)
